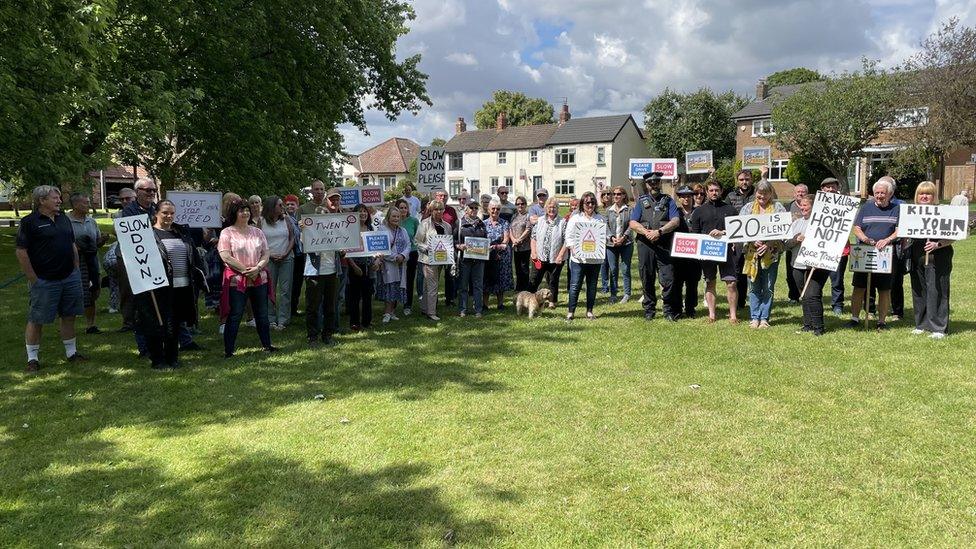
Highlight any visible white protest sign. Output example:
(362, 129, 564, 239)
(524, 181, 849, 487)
(417, 147, 446, 194)
(570, 220, 607, 262)
(796, 191, 860, 270)
(742, 146, 771, 170)
(897, 204, 969, 240)
(670, 232, 729, 262)
(166, 191, 222, 228)
(300, 213, 361, 253)
(849, 244, 893, 274)
(427, 234, 455, 265)
(723, 212, 793, 243)
(114, 215, 169, 295)
(629, 158, 678, 179)
(685, 150, 713, 174)
(344, 230, 392, 258)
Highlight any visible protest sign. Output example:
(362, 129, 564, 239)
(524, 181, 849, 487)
(344, 230, 392, 258)
(463, 237, 490, 260)
(685, 150, 713, 174)
(742, 147, 771, 170)
(417, 147, 446, 193)
(337, 185, 385, 208)
(671, 232, 729, 262)
(897, 204, 969, 240)
(166, 191, 222, 228)
(337, 187, 360, 209)
(849, 244, 893, 274)
(795, 191, 860, 270)
(570, 220, 607, 262)
(300, 213, 361, 253)
(723, 212, 793, 243)
(427, 234, 455, 265)
(114, 215, 168, 295)
(629, 158, 677, 179)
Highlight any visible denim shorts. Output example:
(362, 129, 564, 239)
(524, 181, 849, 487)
(28, 269, 84, 324)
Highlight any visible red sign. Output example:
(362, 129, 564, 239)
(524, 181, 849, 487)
(653, 161, 676, 178)
(673, 236, 698, 255)
(360, 186, 384, 206)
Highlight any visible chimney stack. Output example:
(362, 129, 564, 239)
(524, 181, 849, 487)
(756, 79, 768, 100)
(496, 112, 508, 132)
(559, 103, 571, 125)
(455, 117, 467, 134)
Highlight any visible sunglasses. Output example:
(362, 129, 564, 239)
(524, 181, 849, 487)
(612, 192, 624, 196)
(583, 200, 596, 205)
(695, 192, 705, 196)
(139, 187, 158, 194)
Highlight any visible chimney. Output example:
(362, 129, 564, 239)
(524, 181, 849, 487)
(559, 103, 571, 125)
(756, 79, 768, 100)
(455, 117, 467, 134)
(495, 112, 508, 132)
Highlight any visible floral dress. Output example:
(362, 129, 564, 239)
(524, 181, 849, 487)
(483, 218, 513, 293)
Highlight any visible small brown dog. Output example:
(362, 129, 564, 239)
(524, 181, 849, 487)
(515, 288, 552, 318)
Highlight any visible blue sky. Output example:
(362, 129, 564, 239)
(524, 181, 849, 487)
(339, 0, 976, 155)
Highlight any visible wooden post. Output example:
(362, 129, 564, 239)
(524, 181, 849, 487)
(864, 272, 872, 330)
(800, 268, 815, 300)
(149, 290, 164, 326)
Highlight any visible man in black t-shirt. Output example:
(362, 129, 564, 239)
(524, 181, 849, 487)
(690, 180, 740, 323)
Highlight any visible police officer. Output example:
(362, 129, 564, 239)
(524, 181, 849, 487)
(628, 172, 680, 321)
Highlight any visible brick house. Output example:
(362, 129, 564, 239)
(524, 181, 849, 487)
(341, 137, 420, 191)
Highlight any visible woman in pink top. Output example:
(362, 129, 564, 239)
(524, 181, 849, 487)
(218, 199, 277, 358)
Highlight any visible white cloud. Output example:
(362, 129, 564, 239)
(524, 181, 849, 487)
(445, 52, 478, 66)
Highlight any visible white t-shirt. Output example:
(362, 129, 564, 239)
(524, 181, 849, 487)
(405, 195, 422, 219)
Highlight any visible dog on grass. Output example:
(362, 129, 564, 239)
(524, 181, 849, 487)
(515, 288, 552, 319)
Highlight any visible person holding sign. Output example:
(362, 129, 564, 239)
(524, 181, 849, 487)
(395, 199, 420, 316)
(483, 200, 513, 310)
(689, 181, 740, 323)
(416, 200, 454, 321)
(907, 182, 954, 339)
(673, 185, 701, 318)
(740, 180, 786, 328)
(559, 192, 606, 320)
(456, 201, 488, 317)
(344, 205, 377, 331)
(529, 197, 565, 309)
(376, 206, 411, 323)
(629, 172, 681, 321)
(848, 179, 900, 330)
(786, 195, 828, 335)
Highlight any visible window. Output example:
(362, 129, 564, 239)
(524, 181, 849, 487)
(532, 176, 542, 192)
(378, 176, 397, 190)
(887, 107, 929, 129)
(449, 179, 463, 197)
(530, 150, 538, 163)
(490, 177, 499, 193)
(869, 152, 893, 177)
(360, 176, 370, 185)
(769, 159, 788, 181)
(751, 119, 774, 137)
(470, 179, 480, 196)
(555, 148, 575, 165)
(449, 153, 463, 170)
(497, 152, 507, 165)
(505, 176, 513, 189)
(555, 180, 574, 195)
(597, 146, 606, 165)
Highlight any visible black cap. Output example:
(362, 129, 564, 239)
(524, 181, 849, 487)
(820, 177, 840, 188)
(676, 185, 695, 196)
(643, 171, 664, 183)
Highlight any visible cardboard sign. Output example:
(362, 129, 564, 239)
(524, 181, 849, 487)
(849, 244, 893, 274)
(166, 191, 222, 228)
(300, 213, 361, 253)
(417, 147, 446, 194)
(723, 212, 793, 243)
(629, 158, 678, 179)
(570, 220, 607, 261)
(463, 237, 490, 260)
(796, 191, 860, 270)
(344, 230, 392, 258)
(685, 150, 713, 174)
(742, 146, 771, 170)
(426, 234, 455, 265)
(114, 215, 168, 295)
(670, 232, 729, 262)
(897, 204, 968, 240)
(337, 185, 385, 208)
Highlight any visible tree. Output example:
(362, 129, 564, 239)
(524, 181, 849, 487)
(770, 62, 901, 194)
(474, 91, 554, 129)
(765, 68, 823, 88)
(430, 137, 446, 147)
(642, 87, 748, 161)
(783, 155, 833, 190)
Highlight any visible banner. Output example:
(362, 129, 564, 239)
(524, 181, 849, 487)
(427, 234, 455, 265)
(629, 158, 677, 179)
(742, 146, 771, 170)
(114, 215, 168, 295)
(344, 230, 392, 258)
(723, 212, 793, 243)
(417, 147, 446, 193)
(300, 213, 361, 253)
(795, 191, 860, 270)
(167, 191, 222, 228)
(670, 232, 729, 262)
(463, 237, 490, 260)
(685, 150, 713, 174)
(570, 220, 607, 262)
(897, 204, 969, 240)
(849, 244, 893, 274)
(337, 185, 385, 208)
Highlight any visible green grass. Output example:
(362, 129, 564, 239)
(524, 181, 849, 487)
(2, 226, 976, 546)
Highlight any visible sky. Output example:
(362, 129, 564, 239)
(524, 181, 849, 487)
(339, 0, 976, 155)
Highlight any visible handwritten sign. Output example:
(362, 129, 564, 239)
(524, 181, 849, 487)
(742, 146, 771, 170)
(796, 191, 860, 270)
(723, 212, 793, 243)
(300, 213, 360, 253)
(427, 234, 455, 265)
(464, 236, 490, 260)
(897, 204, 968, 240)
(167, 191, 221, 228)
(114, 215, 168, 295)
(569, 220, 607, 262)
(629, 158, 678, 179)
(344, 230, 392, 258)
(849, 244, 893, 274)
(417, 147, 446, 193)
(685, 150, 713, 174)
(670, 232, 729, 262)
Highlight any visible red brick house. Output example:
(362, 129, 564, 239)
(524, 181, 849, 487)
(341, 137, 420, 191)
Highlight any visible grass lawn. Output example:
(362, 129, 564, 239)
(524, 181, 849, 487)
(1, 226, 975, 546)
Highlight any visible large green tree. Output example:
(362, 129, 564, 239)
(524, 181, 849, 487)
(765, 67, 823, 88)
(474, 91, 554, 129)
(642, 87, 748, 161)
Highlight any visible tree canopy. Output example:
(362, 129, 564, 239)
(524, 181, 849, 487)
(474, 91, 554, 129)
(765, 67, 824, 88)
(642, 87, 747, 161)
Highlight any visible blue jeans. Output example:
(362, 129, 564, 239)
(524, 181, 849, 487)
(830, 255, 848, 312)
(569, 261, 600, 313)
(606, 243, 633, 298)
(225, 285, 272, 355)
(457, 259, 485, 314)
(267, 253, 294, 326)
(600, 260, 609, 293)
(747, 261, 779, 321)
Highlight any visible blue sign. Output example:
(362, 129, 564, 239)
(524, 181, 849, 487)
(700, 239, 728, 258)
(338, 187, 360, 208)
(364, 233, 391, 252)
(629, 161, 654, 179)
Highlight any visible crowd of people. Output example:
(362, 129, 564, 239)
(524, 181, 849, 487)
(14, 170, 963, 372)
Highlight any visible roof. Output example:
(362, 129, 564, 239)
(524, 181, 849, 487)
(444, 129, 499, 153)
(355, 137, 419, 174)
(86, 164, 151, 182)
(547, 114, 640, 146)
(482, 124, 559, 151)
(444, 114, 642, 153)
(730, 83, 810, 121)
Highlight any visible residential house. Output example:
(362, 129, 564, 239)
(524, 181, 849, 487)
(343, 137, 420, 191)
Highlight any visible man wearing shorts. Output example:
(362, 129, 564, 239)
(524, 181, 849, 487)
(689, 180, 740, 323)
(16, 185, 87, 372)
(848, 178, 900, 330)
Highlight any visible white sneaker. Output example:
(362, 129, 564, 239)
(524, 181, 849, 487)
(403, 307, 412, 316)
(269, 322, 278, 330)
(619, 295, 630, 304)
(245, 319, 256, 327)
(930, 332, 946, 340)
(911, 329, 925, 335)
(389, 313, 400, 321)
(219, 323, 225, 335)
(428, 314, 440, 321)
(382, 313, 392, 323)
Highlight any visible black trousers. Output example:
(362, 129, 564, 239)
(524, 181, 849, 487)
(305, 273, 337, 341)
(793, 267, 829, 332)
(291, 252, 305, 315)
(734, 248, 748, 309)
(673, 257, 701, 317)
(513, 249, 531, 292)
(346, 271, 374, 328)
(637, 241, 675, 315)
(784, 248, 800, 301)
(136, 285, 194, 366)
(530, 261, 563, 304)
(405, 250, 419, 309)
(910, 247, 952, 333)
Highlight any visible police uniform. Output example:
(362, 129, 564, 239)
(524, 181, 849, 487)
(630, 177, 680, 319)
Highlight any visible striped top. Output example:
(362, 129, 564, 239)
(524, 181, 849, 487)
(156, 228, 191, 287)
